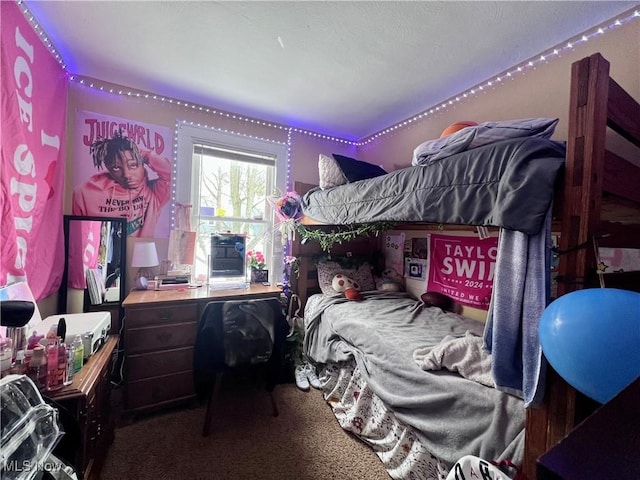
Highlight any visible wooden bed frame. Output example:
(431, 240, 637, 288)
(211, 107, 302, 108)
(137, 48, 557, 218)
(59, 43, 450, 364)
(524, 52, 640, 479)
(291, 53, 640, 480)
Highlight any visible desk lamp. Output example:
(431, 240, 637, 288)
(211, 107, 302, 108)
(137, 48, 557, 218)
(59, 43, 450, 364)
(131, 241, 159, 290)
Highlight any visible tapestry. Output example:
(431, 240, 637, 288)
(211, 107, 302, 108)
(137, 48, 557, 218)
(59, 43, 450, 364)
(1, 1, 67, 300)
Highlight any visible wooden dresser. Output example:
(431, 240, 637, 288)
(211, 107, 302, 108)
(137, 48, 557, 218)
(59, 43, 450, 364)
(46, 335, 118, 480)
(121, 284, 282, 414)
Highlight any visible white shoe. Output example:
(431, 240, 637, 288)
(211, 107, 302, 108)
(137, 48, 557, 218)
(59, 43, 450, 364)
(305, 364, 321, 389)
(294, 365, 310, 391)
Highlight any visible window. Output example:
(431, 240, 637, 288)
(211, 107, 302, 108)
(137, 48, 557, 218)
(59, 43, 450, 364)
(176, 125, 287, 284)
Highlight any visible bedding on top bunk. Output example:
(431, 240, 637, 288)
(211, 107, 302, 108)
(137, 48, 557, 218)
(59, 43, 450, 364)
(303, 291, 525, 468)
(301, 137, 565, 235)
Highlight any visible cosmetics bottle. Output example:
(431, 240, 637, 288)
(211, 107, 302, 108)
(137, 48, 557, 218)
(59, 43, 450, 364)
(46, 338, 62, 392)
(65, 343, 75, 385)
(28, 345, 47, 390)
(55, 318, 68, 387)
(73, 335, 84, 372)
(10, 350, 28, 375)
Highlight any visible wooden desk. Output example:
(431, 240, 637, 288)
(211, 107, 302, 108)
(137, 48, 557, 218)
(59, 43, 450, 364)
(46, 335, 119, 480)
(121, 284, 282, 414)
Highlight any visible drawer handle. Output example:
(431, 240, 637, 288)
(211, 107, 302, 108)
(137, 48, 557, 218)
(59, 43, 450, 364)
(157, 331, 172, 343)
(158, 312, 174, 321)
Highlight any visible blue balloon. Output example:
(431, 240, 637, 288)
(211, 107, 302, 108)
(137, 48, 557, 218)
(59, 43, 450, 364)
(539, 288, 640, 404)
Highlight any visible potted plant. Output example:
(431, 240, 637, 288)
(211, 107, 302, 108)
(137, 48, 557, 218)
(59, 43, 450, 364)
(247, 250, 268, 283)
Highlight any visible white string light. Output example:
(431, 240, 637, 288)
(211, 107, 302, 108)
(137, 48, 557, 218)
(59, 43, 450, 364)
(356, 8, 640, 145)
(17, 1, 640, 147)
(170, 120, 288, 225)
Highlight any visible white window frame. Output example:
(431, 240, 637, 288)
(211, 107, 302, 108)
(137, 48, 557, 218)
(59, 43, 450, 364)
(176, 124, 287, 283)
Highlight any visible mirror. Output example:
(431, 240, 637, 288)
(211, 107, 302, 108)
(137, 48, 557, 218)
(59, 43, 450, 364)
(59, 215, 127, 314)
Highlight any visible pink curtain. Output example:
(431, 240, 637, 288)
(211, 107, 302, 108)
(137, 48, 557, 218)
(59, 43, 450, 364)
(1, 1, 68, 300)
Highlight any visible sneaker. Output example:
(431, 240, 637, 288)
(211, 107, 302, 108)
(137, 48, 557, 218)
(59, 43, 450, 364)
(294, 365, 310, 391)
(305, 364, 321, 389)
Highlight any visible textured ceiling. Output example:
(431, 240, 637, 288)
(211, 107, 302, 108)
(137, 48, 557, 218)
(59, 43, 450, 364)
(24, 1, 638, 140)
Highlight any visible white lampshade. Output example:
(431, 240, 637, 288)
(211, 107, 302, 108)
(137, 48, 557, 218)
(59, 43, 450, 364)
(131, 242, 159, 268)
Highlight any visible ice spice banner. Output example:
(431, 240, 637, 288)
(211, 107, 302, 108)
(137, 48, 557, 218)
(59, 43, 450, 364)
(72, 111, 173, 238)
(1, 1, 67, 301)
(427, 234, 498, 310)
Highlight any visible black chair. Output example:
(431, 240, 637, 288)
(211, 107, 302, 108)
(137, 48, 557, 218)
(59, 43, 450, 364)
(193, 297, 288, 436)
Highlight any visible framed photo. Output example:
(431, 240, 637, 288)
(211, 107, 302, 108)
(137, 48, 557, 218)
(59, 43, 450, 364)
(250, 269, 269, 283)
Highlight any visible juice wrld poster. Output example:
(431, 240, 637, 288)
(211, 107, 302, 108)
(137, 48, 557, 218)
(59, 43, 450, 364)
(427, 234, 498, 310)
(72, 111, 173, 238)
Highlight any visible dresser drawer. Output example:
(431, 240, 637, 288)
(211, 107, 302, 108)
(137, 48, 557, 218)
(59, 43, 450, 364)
(126, 322, 197, 354)
(126, 371, 194, 410)
(125, 303, 199, 328)
(127, 347, 194, 381)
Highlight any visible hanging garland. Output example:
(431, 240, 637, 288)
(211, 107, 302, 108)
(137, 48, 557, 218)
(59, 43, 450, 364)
(268, 189, 396, 252)
(296, 222, 397, 252)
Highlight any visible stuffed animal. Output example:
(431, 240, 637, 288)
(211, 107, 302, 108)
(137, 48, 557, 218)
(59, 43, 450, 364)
(332, 274, 363, 301)
(376, 268, 404, 292)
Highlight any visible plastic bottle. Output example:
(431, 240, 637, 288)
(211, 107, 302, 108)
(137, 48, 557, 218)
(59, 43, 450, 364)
(27, 330, 44, 350)
(10, 350, 28, 375)
(57, 339, 68, 388)
(65, 343, 75, 385)
(46, 339, 62, 392)
(28, 345, 48, 390)
(73, 335, 84, 372)
(0, 337, 13, 377)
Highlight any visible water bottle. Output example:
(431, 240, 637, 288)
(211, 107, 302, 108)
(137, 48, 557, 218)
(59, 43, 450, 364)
(73, 335, 84, 372)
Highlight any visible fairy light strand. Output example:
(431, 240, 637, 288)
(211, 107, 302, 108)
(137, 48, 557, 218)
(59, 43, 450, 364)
(17, 0, 640, 147)
(356, 8, 640, 145)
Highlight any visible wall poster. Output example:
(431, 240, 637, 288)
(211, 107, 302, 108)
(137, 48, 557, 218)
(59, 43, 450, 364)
(1, 1, 67, 300)
(72, 111, 173, 237)
(384, 232, 405, 276)
(427, 233, 498, 310)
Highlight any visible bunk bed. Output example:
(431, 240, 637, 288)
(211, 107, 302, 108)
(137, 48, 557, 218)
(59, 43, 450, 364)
(289, 53, 640, 480)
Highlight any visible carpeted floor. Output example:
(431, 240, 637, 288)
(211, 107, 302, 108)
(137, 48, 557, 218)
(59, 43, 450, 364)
(102, 380, 391, 480)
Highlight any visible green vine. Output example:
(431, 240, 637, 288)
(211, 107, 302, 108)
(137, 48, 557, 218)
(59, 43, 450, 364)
(296, 222, 397, 252)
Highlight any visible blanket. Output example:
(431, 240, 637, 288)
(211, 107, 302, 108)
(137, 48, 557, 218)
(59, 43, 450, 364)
(413, 331, 495, 388)
(301, 137, 565, 235)
(483, 208, 551, 407)
(304, 292, 525, 468)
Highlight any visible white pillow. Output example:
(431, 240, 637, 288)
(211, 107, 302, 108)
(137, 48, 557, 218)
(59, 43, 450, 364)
(318, 154, 347, 190)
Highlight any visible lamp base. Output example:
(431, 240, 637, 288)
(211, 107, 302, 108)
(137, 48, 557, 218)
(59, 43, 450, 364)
(134, 276, 149, 290)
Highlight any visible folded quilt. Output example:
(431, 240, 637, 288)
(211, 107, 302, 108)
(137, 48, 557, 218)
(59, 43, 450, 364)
(413, 331, 495, 388)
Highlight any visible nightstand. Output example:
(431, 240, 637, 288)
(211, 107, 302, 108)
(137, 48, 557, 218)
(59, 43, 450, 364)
(45, 335, 119, 480)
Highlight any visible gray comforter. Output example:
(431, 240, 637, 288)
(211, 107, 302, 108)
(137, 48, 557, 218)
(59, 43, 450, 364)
(301, 137, 565, 235)
(304, 292, 525, 467)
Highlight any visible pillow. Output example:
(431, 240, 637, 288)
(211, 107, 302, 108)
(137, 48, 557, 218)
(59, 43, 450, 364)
(412, 117, 559, 166)
(318, 153, 387, 190)
(318, 154, 348, 190)
(317, 260, 376, 295)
